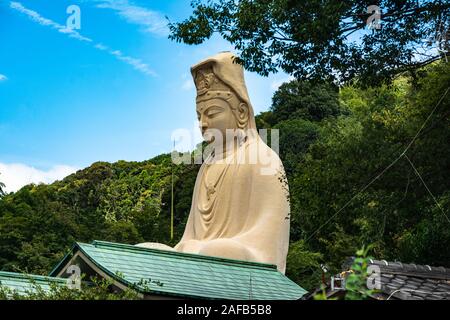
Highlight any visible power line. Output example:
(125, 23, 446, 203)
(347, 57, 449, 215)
(305, 152, 404, 242)
(402, 87, 449, 153)
(404, 154, 450, 224)
(305, 86, 450, 242)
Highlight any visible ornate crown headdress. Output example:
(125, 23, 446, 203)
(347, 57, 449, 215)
(190, 51, 257, 131)
(194, 65, 235, 102)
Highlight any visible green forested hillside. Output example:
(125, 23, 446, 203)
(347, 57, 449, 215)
(0, 156, 199, 275)
(0, 62, 449, 290)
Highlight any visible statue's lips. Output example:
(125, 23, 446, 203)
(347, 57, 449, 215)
(201, 129, 215, 142)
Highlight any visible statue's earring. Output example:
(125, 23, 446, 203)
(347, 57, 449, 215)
(236, 128, 247, 146)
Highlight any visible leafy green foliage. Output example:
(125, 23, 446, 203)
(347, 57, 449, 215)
(274, 119, 319, 176)
(0, 60, 448, 297)
(169, 0, 449, 86)
(285, 240, 323, 291)
(313, 245, 379, 300)
(344, 245, 378, 300)
(0, 276, 139, 300)
(290, 61, 450, 274)
(0, 155, 199, 274)
(271, 80, 342, 123)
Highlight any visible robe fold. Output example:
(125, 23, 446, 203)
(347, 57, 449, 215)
(175, 136, 290, 273)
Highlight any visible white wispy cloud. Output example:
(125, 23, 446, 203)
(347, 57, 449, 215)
(9, 1, 156, 76)
(0, 163, 78, 193)
(94, 0, 169, 36)
(10, 1, 93, 42)
(95, 43, 157, 76)
(0, 74, 7, 81)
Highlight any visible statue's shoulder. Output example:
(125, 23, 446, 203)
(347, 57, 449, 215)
(240, 137, 285, 177)
(245, 137, 283, 161)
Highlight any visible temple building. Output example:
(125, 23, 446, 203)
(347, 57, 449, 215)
(0, 240, 307, 300)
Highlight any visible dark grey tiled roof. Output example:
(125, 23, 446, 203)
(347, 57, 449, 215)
(352, 259, 450, 300)
(304, 258, 450, 300)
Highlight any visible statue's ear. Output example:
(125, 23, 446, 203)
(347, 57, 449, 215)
(237, 102, 249, 129)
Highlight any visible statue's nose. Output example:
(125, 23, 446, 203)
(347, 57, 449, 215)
(200, 116, 208, 132)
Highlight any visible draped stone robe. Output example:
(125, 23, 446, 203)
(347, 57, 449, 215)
(174, 135, 290, 273)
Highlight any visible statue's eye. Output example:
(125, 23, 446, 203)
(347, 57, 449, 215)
(206, 106, 223, 117)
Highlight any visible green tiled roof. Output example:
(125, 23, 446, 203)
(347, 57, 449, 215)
(51, 240, 307, 300)
(0, 271, 66, 296)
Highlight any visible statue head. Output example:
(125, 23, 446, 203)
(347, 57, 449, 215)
(191, 52, 257, 148)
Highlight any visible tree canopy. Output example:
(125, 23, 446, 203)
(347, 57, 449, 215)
(169, 0, 449, 86)
(0, 173, 5, 197)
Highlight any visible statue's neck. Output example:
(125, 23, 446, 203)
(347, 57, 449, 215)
(209, 137, 243, 161)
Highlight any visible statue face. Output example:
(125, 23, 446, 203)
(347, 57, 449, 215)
(196, 98, 237, 145)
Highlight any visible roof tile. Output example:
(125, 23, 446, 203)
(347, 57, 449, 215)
(53, 241, 306, 300)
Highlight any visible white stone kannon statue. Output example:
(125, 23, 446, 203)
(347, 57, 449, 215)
(137, 52, 290, 273)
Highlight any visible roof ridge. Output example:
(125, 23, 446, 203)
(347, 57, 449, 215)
(342, 257, 450, 280)
(0, 270, 66, 283)
(369, 259, 450, 274)
(88, 240, 278, 271)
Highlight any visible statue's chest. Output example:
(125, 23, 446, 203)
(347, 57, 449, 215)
(197, 163, 229, 214)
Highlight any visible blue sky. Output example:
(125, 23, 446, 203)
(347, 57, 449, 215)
(0, 0, 291, 192)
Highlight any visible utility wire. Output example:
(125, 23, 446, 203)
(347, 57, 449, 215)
(305, 86, 449, 242)
(404, 154, 450, 224)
